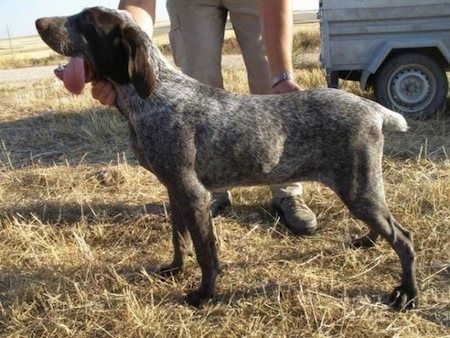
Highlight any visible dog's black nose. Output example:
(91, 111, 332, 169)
(35, 18, 49, 33)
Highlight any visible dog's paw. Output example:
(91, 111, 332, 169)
(389, 285, 419, 311)
(346, 235, 376, 249)
(185, 290, 215, 308)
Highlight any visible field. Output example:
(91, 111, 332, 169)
(0, 22, 174, 69)
(1, 23, 450, 337)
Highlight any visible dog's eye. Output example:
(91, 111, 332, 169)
(81, 13, 94, 25)
(76, 9, 97, 29)
(113, 37, 121, 47)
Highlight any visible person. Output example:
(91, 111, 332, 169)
(91, 0, 317, 235)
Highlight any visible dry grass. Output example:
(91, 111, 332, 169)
(1, 24, 450, 338)
(0, 35, 66, 69)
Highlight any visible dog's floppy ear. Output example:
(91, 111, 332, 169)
(121, 27, 156, 99)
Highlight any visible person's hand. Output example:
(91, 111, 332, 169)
(91, 79, 117, 106)
(271, 79, 302, 94)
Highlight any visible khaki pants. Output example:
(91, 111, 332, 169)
(166, 0, 302, 197)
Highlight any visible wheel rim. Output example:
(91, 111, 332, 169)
(388, 64, 436, 112)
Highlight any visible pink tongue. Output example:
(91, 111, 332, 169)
(63, 57, 85, 95)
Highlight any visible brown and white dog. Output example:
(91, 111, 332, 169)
(36, 7, 418, 310)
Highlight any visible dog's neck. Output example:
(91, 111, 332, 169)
(113, 37, 230, 119)
(114, 72, 197, 119)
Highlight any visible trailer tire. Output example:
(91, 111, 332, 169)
(374, 52, 448, 120)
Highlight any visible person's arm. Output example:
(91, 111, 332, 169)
(118, 0, 156, 37)
(92, 0, 156, 105)
(257, 0, 301, 94)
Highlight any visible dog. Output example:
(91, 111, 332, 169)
(35, 7, 418, 310)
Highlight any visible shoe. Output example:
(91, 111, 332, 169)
(210, 191, 232, 217)
(272, 195, 317, 235)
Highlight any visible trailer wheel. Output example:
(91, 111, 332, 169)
(374, 53, 448, 120)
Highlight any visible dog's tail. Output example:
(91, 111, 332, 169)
(381, 107, 408, 132)
(370, 101, 408, 132)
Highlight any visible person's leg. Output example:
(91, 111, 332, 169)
(225, 0, 316, 234)
(167, 0, 232, 217)
(166, 0, 227, 88)
(225, 0, 271, 94)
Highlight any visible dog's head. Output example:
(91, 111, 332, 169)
(35, 6, 156, 98)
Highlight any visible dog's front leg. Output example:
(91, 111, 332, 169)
(158, 193, 194, 277)
(168, 185, 219, 308)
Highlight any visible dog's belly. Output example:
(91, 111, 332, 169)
(195, 144, 306, 190)
(195, 132, 328, 191)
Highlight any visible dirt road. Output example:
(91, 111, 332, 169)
(0, 53, 319, 84)
(0, 65, 57, 83)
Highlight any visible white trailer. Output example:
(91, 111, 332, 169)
(319, 0, 450, 119)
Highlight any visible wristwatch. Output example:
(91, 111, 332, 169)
(271, 72, 294, 88)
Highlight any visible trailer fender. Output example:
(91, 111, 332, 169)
(360, 39, 450, 90)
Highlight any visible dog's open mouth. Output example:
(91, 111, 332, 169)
(54, 57, 95, 95)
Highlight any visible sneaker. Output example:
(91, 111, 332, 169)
(272, 195, 317, 235)
(210, 191, 232, 217)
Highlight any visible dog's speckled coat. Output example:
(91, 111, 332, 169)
(36, 7, 418, 310)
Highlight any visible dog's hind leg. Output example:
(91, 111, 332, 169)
(334, 152, 418, 310)
(383, 216, 418, 310)
(347, 203, 418, 310)
(167, 179, 220, 308)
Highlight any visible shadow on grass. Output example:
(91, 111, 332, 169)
(0, 108, 132, 169)
(0, 201, 168, 227)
